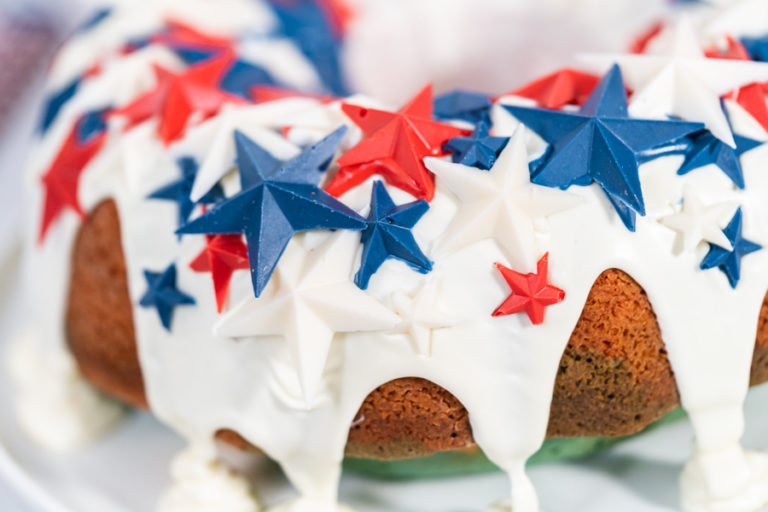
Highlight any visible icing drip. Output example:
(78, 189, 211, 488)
(19, 1, 768, 512)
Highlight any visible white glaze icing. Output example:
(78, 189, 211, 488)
(17, 1, 768, 512)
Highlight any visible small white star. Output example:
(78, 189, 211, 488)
(389, 282, 457, 357)
(583, 18, 768, 147)
(424, 128, 581, 272)
(214, 232, 398, 407)
(660, 186, 736, 252)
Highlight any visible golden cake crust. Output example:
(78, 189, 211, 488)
(66, 199, 768, 459)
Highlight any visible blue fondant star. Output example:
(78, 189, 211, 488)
(355, 181, 432, 289)
(177, 126, 366, 297)
(434, 90, 493, 126)
(443, 122, 510, 170)
(139, 264, 196, 331)
(677, 127, 762, 189)
(149, 157, 225, 235)
(700, 208, 762, 288)
(39, 78, 81, 134)
(504, 64, 703, 231)
(741, 35, 768, 62)
(76, 107, 111, 144)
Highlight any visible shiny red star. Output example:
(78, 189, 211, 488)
(111, 51, 239, 145)
(492, 253, 565, 325)
(706, 37, 768, 134)
(326, 85, 468, 201)
(505, 68, 601, 109)
(38, 126, 106, 243)
(189, 234, 250, 313)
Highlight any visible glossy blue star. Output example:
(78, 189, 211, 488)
(700, 208, 762, 288)
(443, 122, 509, 170)
(741, 35, 768, 62)
(177, 126, 366, 296)
(434, 90, 493, 126)
(504, 64, 703, 231)
(677, 127, 762, 189)
(139, 264, 196, 331)
(149, 157, 225, 235)
(355, 181, 432, 289)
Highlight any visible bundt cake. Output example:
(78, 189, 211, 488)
(12, 0, 768, 511)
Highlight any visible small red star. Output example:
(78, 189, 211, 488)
(706, 37, 768, 134)
(38, 126, 106, 244)
(492, 253, 565, 325)
(505, 68, 601, 109)
(189, 234, 250, 313)
(111, 50, 240, 145)
(326, 84, 468, 201)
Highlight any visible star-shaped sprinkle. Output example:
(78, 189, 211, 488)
(189, 234, 250, 313)
(148, 157, 224, 234)
(660, 187, 735, 252)
(177, 126, 366, 297)
(355, 181, 432, 289)
(326, 85, 468, 201)
(111, 51, 239, 145)
(215, 233, 398, 406)
(677, 125, 762, 189)
(390, 284, 456, 357)
(504, 65, 702, 231)
(506, 68, 600, 109)
(492, 253, 565, 324)
(38, 114, 107, 243)
(585, 19, 768, 146)
(434, 90, 493, 125)
(443, 122, 509, 170)
(700, 208, 762, 288)
(425, 127, 581, 271)
(139, 263, 196, 331)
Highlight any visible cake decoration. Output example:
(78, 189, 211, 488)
(659, 186, 736, 252)
(354, 181, 432, 289)
(504, 64, 702, 231)
(443, 121, 510, 170)
(189, 234, 251, 313)
(492, 253, 565, 324)
(148, 157, 225, 234)
(177, 127, 366, 297)
(433, 90, 493, 125)
(390, 284, 457, 357)
(699, 207, 762, 288)
(38, 113, 107, 243)
(506, 68, 600, 109)
(111, 51, 240, 145)
(327, 85, 469, 201)
(587, 19, 768, 147)
(139, 263, 197, 331)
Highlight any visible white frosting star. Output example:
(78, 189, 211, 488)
(424, 128, 581, 272)
(660, 186, 736, 252)
(583, 18, 768, 147)
(214, 233, 398, 407)
(703, 0, 768, 39)
(390, 282, 457, 357)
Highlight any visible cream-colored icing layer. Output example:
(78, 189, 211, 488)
(18, 1, 768, 512)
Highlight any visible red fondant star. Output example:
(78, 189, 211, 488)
(153, 20, 234, 53)
(492, 253, 565, 325)
(505, 68, 601, 109)
(706, 37, 768, 133)
(326, 85, 468, 201)
(111, 51, 239, 145)
(38, 126, 106, 243)
(189, 234, 250, 313)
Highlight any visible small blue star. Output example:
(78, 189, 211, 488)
(148, 157, 225, 235)
(443, 122, 510, 170)
(139, 264, 196, 331)
(700, 208, 762, 288)
(504, 64, 703, 231)
(177, 126, 366, 297)
(434, 90, 493, 126)
(39, 78, 81, 134)
(355, 181, 432, 289)
(76, 107, 111, 144)
(741, 35, 768, 62)
(677, 127, 762, 189)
